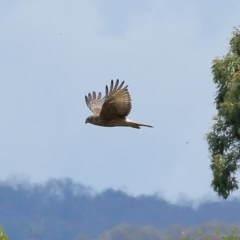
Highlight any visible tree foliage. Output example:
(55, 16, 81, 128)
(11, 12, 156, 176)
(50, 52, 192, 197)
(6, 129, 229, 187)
(1, 178, 240, 239)
(0, 226, 9, 240)
(207, 27, 240, 198)
(182, 227, 240, 240)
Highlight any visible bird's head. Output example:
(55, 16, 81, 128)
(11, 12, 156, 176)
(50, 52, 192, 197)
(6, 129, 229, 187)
(85, 116, 94, 124)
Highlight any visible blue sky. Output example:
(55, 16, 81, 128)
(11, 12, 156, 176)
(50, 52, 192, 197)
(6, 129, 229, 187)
(1, 0, 240, 203)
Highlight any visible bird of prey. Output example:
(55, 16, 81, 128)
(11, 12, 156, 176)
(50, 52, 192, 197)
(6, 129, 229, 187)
(85, 79, 153, 129)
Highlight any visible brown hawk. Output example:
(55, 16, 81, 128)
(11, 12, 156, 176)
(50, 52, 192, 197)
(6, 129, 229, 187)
(85, 79, 153, 129)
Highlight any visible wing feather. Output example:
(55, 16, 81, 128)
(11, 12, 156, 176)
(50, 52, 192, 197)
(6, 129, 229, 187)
(92, 91, 96, 99)
(112, 79, 119, 92)
(100, 79, 132, 119)
(85, 90, 105, 116)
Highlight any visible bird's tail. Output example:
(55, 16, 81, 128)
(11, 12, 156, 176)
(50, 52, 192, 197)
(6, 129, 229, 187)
(127, 120, 153, 129)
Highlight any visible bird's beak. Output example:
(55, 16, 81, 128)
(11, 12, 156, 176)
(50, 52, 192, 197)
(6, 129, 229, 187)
(85, 119, 88, 124)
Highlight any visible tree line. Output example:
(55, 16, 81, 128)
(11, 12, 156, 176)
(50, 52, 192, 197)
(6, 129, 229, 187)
(0, 178, 240, 239)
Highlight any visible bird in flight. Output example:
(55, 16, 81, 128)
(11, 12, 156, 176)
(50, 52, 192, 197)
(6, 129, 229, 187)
(85, 79, 153, 129)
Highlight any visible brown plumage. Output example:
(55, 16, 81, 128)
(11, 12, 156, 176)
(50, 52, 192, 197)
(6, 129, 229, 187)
(85, 80, 153, 129)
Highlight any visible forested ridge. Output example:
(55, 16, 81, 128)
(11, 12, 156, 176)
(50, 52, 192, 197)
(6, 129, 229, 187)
(0, 178, 239, 240)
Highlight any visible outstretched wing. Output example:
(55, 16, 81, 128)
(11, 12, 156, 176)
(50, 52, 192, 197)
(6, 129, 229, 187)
(85, 91, 105, 116)
(100, 79, 132, 119)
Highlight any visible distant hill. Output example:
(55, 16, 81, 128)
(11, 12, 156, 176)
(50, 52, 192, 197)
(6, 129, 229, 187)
(0, 178, 240, 240)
